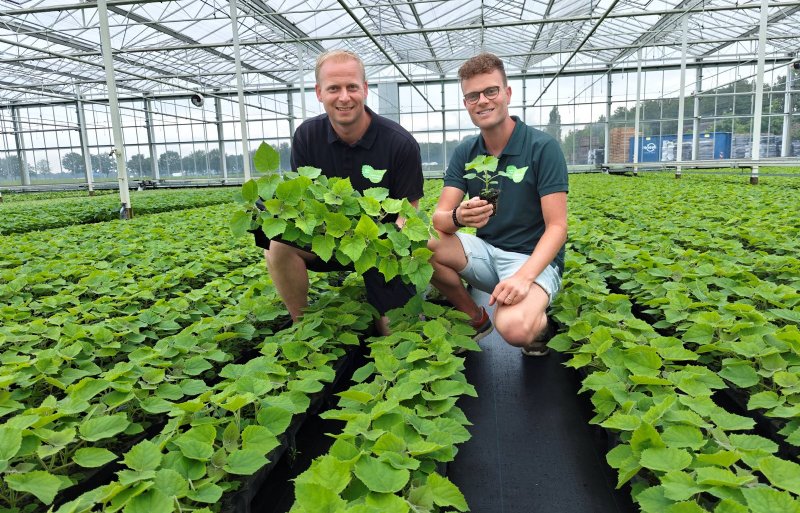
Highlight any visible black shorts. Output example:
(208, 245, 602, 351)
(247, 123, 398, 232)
(253, 229, 415, 315)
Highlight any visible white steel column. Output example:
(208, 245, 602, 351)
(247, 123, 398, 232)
(144, 96, 159, 180)
(74, 91, 95, 194)
(633, 49, 642, 175)
(287, 90, 295, 137)
(749, 0, 768, 185)
(214, 94, 228, 182)
(692, 62, 703, 160)
(522, 76, 527, 123)
(782, 62, 793, 157)
(11, 106, 30, 186)
(230, 0, 251, 181)
(97, 0, 131, 217)
(441, 81, 447, 173)
(605, 70, 612, 166)
(298, 43, 307, 121)
(675, 16, 689, 178)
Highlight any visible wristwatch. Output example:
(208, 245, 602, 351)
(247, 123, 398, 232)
(452, 206, 465, 228)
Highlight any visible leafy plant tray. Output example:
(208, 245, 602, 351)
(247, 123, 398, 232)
(221, 347, 361, 513)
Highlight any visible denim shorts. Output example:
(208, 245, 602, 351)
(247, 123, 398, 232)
(455, 232, 562, 306)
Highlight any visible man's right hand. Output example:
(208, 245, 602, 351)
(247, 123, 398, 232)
(456, 196, 494, 228)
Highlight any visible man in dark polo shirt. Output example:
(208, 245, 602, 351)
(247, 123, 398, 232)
(254, 49, 423, 335)
(428, 52, 568, 356)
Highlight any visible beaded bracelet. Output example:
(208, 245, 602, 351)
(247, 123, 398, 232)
(452, 206, 465, 228)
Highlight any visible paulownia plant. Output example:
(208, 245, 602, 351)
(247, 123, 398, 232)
(231, 143, 435, 291)
(462, 154, 527, 216)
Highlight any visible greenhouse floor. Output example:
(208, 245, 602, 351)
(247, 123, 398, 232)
(447, 293, 638, 513)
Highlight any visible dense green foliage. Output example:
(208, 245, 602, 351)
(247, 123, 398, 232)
(552, 173, 800, 512)
(2, 171, 799, 512)
(0, 188, 237, 235)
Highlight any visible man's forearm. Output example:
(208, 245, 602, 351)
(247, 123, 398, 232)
(515, 225, 567, 283)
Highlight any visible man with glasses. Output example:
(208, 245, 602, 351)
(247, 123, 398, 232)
(427, 52, 568, 356)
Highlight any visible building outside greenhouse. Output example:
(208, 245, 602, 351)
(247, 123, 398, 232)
(0, 1, 799, 512)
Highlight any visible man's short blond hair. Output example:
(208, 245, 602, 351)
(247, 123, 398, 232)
(315, 50, 366, 83)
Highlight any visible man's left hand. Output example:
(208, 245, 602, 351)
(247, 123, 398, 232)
(489, 275, 533, 306)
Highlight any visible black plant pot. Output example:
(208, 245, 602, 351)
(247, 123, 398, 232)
(479, 189, 499, 217)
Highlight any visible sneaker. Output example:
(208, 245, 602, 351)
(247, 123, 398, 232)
(521, 317, 556, 357)
(470, 307, 494, 342)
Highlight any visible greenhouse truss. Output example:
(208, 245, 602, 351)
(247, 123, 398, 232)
(1, 0, 799, 197)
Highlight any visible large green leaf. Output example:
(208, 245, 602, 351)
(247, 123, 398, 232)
(354, 215, 380, 240)
(275, 179, 304, 205)
(257, 406, 293, 434)
(241, 425, 280, 454)
(241, 179, 259, 202)
(73, 447, 117, 468)
(324, 212, 351, 237)
(0, 426, 22, 460)
(253, 142, 280, 172)
(339, 235, 367, 262)
(362, 165, 387, 183)
(124, 440, 162, 472)
(294, 482, 347, 513)
(353, 455, 410, 493)
(757, 455, 800, 494)
(741, 486, 800, 513)
(695, 466, 755, 487)
(224, 448, 268, 475)
(312, 234, 336, 262)
(661, 425, 706, 450)
(426, 472, 468, 511)
(298, 454, 352, 494)
(639, 447, 692, 473)
(5, 470, 63, 504)
(79, 413, 130, 442)
(153, 468, 189, 499)
(124, 488, 173, 513)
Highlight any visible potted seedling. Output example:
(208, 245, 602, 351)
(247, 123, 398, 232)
(463, 154, 527, 216)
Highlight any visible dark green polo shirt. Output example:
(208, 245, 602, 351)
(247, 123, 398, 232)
(443, 116, 568, 273)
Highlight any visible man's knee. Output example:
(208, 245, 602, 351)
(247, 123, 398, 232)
(265, 241, 308, 266)
(495, 309, 548, 346)
(427, 231, 462, 266)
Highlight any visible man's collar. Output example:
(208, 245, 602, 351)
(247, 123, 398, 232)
(325, 106, 377, 148)
(476, 116, 524, 157)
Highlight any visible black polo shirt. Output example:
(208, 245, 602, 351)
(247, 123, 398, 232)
(253, 107, 423, 252)
(290, 106, 423, 202)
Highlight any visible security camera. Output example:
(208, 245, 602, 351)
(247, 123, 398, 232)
(190, 93, 204, 107)
(793, 61, 800, 71)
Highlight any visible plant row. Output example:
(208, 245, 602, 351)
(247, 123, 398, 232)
(0, 187, 236, 235)
(288, 300, 476, 513)
(549, 252, 800, 513)
(569, 175, 800, 450)
(1, 205, 263, 326)
(3, 287, 365, 512)
(556, 173, 800, 512)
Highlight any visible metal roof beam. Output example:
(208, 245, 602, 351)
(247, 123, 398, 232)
(609, 0, 703, 63)
(405, 0, 443, 75)
(334, 0, 437, 111)
(106, 5, 288, 84)
(522, 0, 556, 71)
(4, 2, 799, 61)
(0, 19, 207, 90)
(238, 0, 325, 54)
(700, 4, 800, 57)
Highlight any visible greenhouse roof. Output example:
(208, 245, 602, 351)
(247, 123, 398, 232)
(0, 0, 798, 105)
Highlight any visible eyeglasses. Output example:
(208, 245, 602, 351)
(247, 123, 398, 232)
(463, 86, 501, 105)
